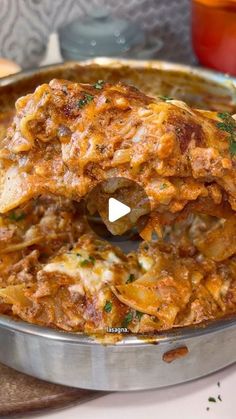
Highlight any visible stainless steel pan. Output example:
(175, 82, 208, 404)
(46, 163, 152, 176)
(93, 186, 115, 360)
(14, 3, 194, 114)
(0, 59, 236, 391)
(0, 314, 236, 391)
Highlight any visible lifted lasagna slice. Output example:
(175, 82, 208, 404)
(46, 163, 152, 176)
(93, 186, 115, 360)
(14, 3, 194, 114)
(0, 80, 235, 237)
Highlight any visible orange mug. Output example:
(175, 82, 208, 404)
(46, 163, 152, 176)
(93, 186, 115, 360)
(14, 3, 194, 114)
(192, 0, 236, 75)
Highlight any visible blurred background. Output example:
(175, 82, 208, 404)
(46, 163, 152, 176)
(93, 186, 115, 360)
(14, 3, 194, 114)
(0, 0, 194, 68)
(0, 0, 235, 75)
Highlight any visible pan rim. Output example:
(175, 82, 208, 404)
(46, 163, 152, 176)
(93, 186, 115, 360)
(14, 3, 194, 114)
(0, 313, 236, 346)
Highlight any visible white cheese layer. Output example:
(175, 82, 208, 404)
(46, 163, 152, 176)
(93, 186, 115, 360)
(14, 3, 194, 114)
(43, 248, 123, 293)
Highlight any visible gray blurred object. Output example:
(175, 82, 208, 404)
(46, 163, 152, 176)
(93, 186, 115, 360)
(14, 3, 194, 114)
(0, 0, 195, 68)
(59, 7, 163, 60)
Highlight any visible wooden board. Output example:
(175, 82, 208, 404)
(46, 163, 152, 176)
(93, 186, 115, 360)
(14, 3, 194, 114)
(0, 363, 106, 417)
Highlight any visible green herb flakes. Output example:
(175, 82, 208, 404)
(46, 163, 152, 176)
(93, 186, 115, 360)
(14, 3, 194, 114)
(77, 93, 94, 108)
(216, 122, 234, 134)
(104, 300, 112, 313)
(122, 312, 133, 328)
(230, 140, 236, 155)
(80, 259, 90, 267)
(126, 273, 135, 284)
(89, 255, 96, 264)
(217, 112, 236, 155)
(84, 93, 94, 102)
(158, 95, 173, 101)
(208, 397, 216, 403)
(8, 212, 25, 222)
(93, 80, 104, 89)
(159, 183, 168, 190)
(135, 311, 144, 321)
(80, 256, 95, 267)
(217, 112, 231, 120)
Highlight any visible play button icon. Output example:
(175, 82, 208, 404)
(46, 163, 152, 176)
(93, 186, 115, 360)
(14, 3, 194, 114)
(84, 177, 151, 241)
(108, 198, 131, 223)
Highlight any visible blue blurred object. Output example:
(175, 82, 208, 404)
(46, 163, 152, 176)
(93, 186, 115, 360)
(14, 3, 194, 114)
(58, 7, 163, 61)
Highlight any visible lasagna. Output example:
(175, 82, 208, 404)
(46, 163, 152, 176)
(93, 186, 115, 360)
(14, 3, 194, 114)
(0, 79, 235, 335)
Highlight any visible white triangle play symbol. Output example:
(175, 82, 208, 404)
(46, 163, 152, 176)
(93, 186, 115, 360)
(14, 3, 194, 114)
(108, 198, 131, 223)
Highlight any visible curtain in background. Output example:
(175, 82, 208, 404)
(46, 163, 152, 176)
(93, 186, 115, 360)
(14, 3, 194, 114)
(0, 0, 195, 68)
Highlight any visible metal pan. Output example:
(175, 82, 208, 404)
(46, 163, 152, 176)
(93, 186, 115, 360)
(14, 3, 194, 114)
(0, 59, 236, 391)
(0, 314, 236, 391)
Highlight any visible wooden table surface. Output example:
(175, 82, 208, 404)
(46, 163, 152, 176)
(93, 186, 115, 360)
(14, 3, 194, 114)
(0, 363, 106, 417)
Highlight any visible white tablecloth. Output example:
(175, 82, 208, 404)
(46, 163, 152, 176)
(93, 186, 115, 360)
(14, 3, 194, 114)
(34, 364, 235, 419)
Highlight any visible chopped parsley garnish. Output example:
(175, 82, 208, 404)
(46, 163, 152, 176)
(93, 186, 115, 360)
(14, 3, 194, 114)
(230, 141, 236, 155)
(217, 122, 234, 134)
(217, 112, 236, 155)
(80, 255, 96, 267)
(135, 311, 144, 321)
(206, 391, 222, 409)
(104, 300, 112, 313)
(159, 183, 168, 190)
(217, 112, 230, 120)
(84, 93, 94, 102)
(126, 273, 135, 284)
(159, 95, 173, 101)
(8, 212, 25, 222)
(122, 312, 133, 328)
(77, 93, 94, 108)
(93, 80, 104, 89)
(76, 253, 81, 257)
(80, 259, 90, 267)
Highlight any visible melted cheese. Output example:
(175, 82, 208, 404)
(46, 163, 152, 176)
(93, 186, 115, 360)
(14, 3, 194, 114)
(43, 248, 123, 293)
